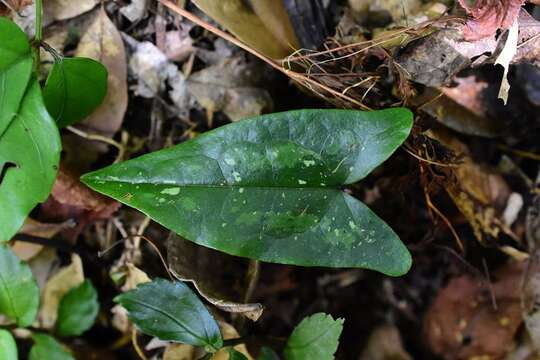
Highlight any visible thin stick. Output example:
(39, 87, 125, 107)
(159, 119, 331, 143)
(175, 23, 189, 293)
(66, 126, 125, 162)
(158, 0, 371, 110)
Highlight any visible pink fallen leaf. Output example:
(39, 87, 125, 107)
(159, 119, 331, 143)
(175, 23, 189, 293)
(458, 0, 525, 40)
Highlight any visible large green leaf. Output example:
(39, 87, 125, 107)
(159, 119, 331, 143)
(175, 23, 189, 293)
(43, 57, 108, 128)
(284, 313, 343, 360)
(0, 244, 39, 327)
(29, 334, 74, 360)
(228, 348, 249, 360)
(114, 278, 223, 351)
(82, 109, 413, 275)
(0, 329, 17, 360)
(56, 280, 99, 337)
(0, 79, 62, 241)
(0, 17, 33, 138)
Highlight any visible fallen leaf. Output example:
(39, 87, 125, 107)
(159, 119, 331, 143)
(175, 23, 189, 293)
(458, 0, 525, 40)
(168, 233, 263, 321)
(44, 0, 98, 21)
(192, 0, 298, 59)
(424, 261, 525, 359)
(75, 7, 128, 137)
(40, 164, 121, 241)
(427, 129, 510, 244)
(163, 343, 195, 360)
(359, 324, 412, 360)
(186, 56, 273, 121)
(11, 218, 71, 261)
(38, 254, 85, 329)
(121, 263, 151, 292)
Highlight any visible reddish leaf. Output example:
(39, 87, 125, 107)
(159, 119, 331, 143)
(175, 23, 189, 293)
(458, 0, 525, 40)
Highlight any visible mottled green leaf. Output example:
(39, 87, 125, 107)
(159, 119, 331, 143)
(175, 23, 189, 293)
(56, 280, 99, 337)
(114, 278, 223, 351)
(229, 348, 249, 360)
(0, 244, 39, 327)
(43, 57, 108, 128)
(0, 329, 17, 360)
(29, 334, 74, 360)
(0, 17, 32, 137)
(284, 313, 343, 360)
(258, 347, 280, 360)
(0, 79, 62, 241)
(82, 109, 413, 275)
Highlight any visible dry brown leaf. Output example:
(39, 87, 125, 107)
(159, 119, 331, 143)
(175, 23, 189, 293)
(121, 263, 151, 292)
(75, 7, 128, 136)
(163, 344, 195, 360)
(168, 233, 263, 321)
(41, 164, 120, 241)
(44, 0, 98, 21)
(11, 218, 70, 261)
(458, 0, 525, 40)
(427, 129, 510, 243)
(1, 0, 32, 12)
(38, 254, 85, 329)
(424, 261, 525, 359)
(192, 0, 298, 59)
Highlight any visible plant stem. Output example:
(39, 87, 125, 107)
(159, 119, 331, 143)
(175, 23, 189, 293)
(33, 0, 43, 75)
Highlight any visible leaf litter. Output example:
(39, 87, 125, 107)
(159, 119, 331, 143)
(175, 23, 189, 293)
(2, 0, 540, 359)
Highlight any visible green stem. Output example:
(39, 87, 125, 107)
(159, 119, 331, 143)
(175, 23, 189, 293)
(33, 0, 43, 75)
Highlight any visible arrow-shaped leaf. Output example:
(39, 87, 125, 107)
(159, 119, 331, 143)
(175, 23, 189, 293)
(82, 109, 413, 275)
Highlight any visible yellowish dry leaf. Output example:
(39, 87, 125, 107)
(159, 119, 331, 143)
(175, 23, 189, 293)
(38, 254, 85, 329)
(121, 263, 151, 292)
(495, 18, 519, 105)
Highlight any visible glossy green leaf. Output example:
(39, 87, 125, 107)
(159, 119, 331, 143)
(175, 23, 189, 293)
(284, 313, 343, 360)
(0, 17, 33, 137)
(0, 244, 39, 327)
(258, 347, 280, 360)
(0, 329, 17, 360)
(82, 109, 413, 275)
(0, 79, 62, 241)
(114, 278, 223, 351)
(43, 57, 108, 128)
(29, 334, 74, 360)
(229, 348, 249, 360)
(56, 280, 99, 337)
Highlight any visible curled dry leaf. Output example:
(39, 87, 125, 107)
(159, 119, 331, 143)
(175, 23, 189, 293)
(424, 261, 525, 359)
(41, 165, 120, 241)
(168, 233, 263, 321)
(39, 254, 85, 329)
(458, 0, 525, 40)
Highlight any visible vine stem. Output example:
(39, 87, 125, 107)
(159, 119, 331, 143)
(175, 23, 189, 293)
(33, 0, 43, 74)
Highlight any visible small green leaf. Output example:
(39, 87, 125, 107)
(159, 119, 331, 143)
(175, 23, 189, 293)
(0, 17, 33, 137)
(284, 313, 343, 360)
(114, 278, 223, 350)
(0, 244, 39, 327)
(56, 280, 99, 337)
(0, 79, 62, 241)
(29, 333, 74, 360)
(228, 348, 249, 360)
(82, 109, 413, 275)
(258, 347, 280, 360)
(0, 329, 17, 360)
(43, 57, 108, 128)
